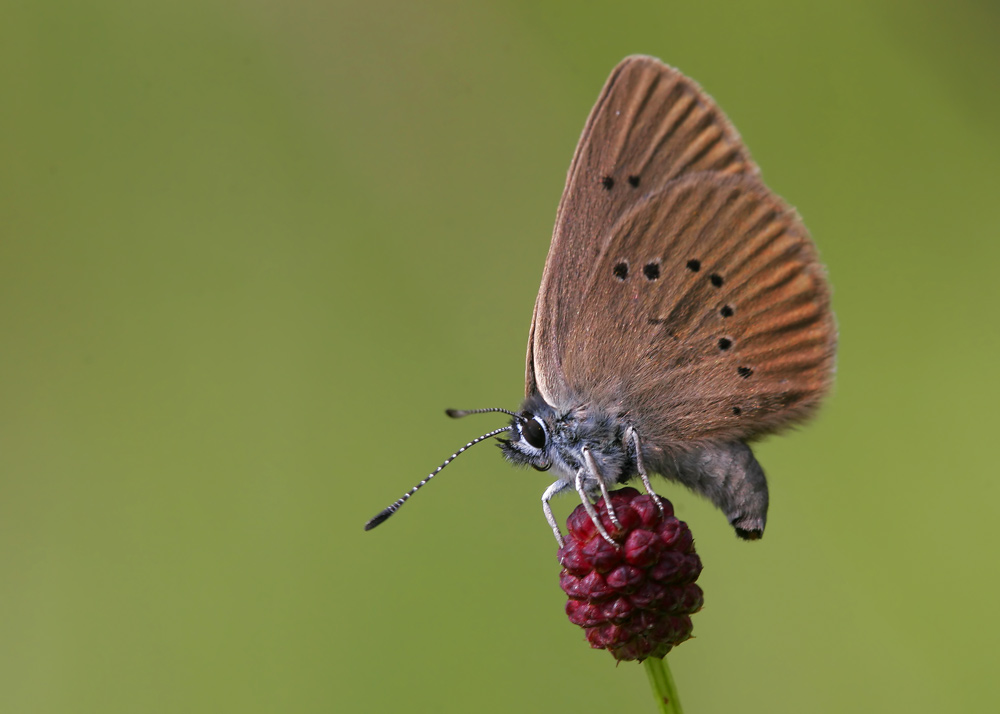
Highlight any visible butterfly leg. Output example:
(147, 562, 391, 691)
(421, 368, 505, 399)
(542, 480, 572, 547)
(579, 448, 619, 545)
(628, 427, 665, 516)
(582, 447, 622, 530)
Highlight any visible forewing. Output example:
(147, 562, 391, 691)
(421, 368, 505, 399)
(559, 173, 836, 446)
(528, 56, 760, 402)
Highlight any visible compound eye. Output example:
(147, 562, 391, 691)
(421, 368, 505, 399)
(521, 418, 546, 449)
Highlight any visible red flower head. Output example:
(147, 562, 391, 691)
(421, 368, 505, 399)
(558, 487, 704, 662)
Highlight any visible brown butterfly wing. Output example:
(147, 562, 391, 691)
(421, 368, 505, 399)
(527, 56, 835, 446)
(528, 55, 760, 403)
(558, 173, 836, 446)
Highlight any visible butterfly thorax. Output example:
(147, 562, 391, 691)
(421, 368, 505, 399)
(500, 394, 636, 495)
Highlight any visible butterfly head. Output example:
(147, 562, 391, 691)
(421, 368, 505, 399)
(499, 395, 636, 492)
(499, 398, 558, 473)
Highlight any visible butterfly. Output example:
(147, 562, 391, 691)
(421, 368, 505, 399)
(367, 56, 836, 546)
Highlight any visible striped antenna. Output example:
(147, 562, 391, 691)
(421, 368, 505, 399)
(363, 425, 512, 531)
(445, 407, 522, 420)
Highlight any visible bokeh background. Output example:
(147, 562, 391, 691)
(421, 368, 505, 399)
(2, 1, 998, 712)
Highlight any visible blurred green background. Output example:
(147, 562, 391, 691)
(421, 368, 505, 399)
(2, 1, 998, 712)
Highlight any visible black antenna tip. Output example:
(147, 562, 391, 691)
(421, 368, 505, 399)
(364, 508, 394, 531)
(445, 408, 462, 418)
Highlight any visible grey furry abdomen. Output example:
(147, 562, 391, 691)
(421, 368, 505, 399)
(648, 441, 769, 540)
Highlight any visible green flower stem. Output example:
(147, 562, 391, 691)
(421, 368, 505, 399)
(643, 656, 684, 714)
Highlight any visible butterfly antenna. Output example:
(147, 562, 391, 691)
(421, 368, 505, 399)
(446, 407, 523, 420)
(364, 425, 512, 531)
